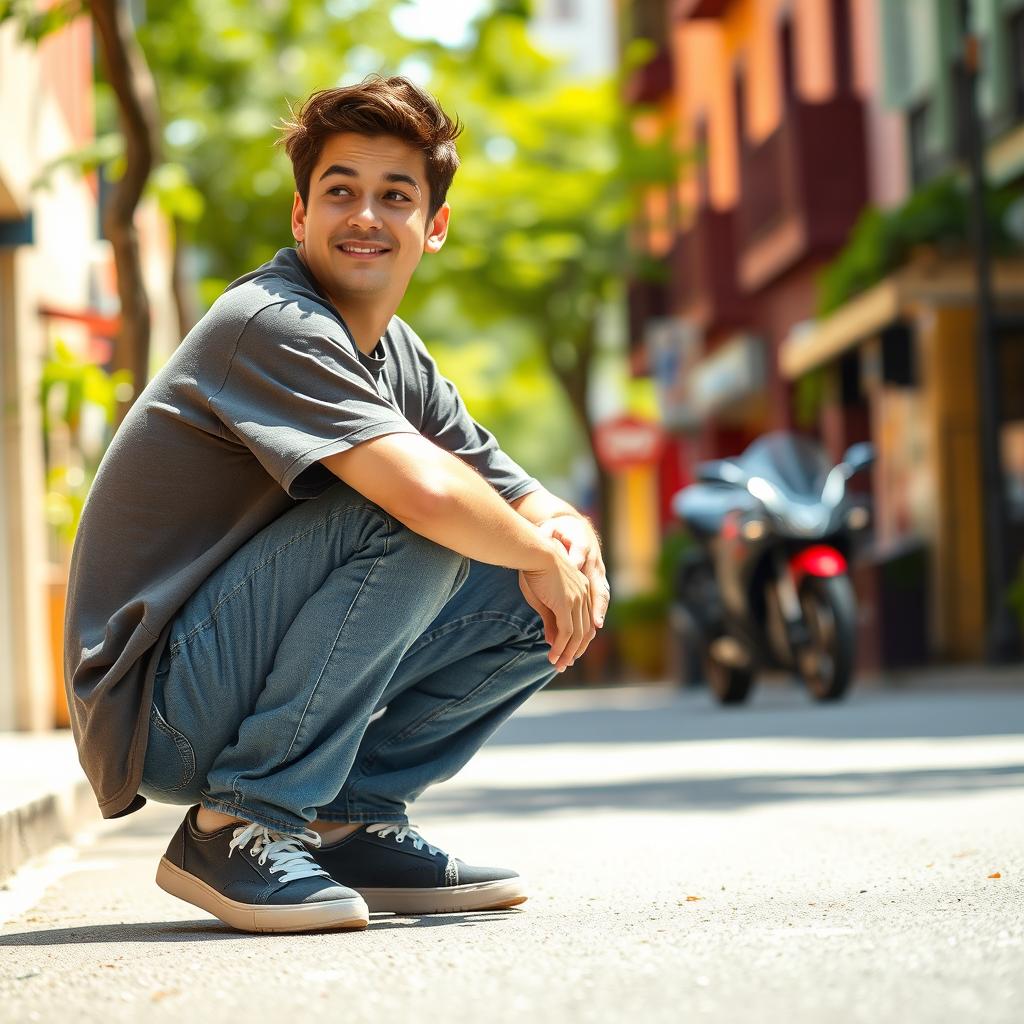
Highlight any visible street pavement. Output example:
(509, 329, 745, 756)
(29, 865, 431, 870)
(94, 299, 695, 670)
(1, 680, 1022, 1024)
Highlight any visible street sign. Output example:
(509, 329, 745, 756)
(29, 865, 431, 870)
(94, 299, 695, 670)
(593, 415, 666, 472)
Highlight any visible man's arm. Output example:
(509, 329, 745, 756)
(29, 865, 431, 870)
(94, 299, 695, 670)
(321, 433, 556, 570)
(320, 433, 594, 670)
(509, 485, 592, 528)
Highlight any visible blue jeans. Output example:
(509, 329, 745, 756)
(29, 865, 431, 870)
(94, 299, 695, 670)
(138, 479, 557, 835)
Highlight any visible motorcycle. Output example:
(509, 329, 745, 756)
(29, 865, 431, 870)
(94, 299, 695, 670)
(670, 432, 874, 705)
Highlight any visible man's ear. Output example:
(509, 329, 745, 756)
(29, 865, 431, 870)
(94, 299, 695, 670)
(424, 202, 450, 254)
(291, 192, 306, 245)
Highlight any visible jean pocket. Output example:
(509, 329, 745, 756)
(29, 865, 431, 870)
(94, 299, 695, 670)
(141, 701, 197, 793)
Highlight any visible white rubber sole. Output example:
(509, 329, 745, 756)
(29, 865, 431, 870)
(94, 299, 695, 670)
(357, 877, 529, 915)
(156, 857, 370, 933)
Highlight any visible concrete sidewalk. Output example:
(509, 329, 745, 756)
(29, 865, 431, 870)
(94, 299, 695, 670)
(1, 681, 1022, 1023)
(0, 731, 95, 884)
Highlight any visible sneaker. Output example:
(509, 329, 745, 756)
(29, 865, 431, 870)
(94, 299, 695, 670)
(155, 805, 369, 933)
(316, 822, 527, 914)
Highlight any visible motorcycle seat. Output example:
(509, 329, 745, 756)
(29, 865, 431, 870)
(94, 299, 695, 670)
(673, 484, 758, 538)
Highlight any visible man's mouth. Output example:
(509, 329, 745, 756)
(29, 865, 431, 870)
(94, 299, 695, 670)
(336, 241, 392, 259)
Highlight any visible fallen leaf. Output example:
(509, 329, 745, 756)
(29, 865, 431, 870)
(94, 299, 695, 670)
(151, 989, 179, 1003)
(988, 872, 1002, 879)
(925, 863, 934, 868)
(685, 896, 703, 902)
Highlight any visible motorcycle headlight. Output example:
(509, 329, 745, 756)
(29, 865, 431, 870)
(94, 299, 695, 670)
(846, 506, 870, 530)
(742, 519, 767, 541)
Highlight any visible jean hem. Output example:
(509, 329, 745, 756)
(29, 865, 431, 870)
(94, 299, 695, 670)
(200, 795, 309, 835)
(314, 810, 409, 825)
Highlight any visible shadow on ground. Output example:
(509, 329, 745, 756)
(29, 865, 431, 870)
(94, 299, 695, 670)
(488, 688, 1024, 747)
(0, 910, 522, 947)
(417, 763, 1024, 818)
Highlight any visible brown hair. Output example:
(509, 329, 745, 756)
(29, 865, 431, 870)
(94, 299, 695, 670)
(278, 75, 462, 219)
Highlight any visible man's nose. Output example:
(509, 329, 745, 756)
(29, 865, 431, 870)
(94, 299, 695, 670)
(348, 200, 383, 231)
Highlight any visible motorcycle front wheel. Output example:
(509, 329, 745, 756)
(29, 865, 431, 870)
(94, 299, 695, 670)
(797, 575, 857, 702)
(704, 636, 755, 705)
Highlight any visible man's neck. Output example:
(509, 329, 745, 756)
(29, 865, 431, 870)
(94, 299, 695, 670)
(296, 248, 396, 356)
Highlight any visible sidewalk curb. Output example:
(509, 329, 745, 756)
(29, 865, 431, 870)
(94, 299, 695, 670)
(0, 774, 98, 884)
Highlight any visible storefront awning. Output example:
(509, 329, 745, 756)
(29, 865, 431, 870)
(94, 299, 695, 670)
(780, 261, 1024, 379)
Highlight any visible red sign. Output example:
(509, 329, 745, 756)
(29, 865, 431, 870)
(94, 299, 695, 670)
(593, 415, 666, 472)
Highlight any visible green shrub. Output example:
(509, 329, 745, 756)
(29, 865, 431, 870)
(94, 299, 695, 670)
(817, 175, 1020, 317)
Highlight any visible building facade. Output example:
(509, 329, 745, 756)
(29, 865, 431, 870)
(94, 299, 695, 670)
(0, 15, 99, 731)
(1, 13, 176, 731)
(624, 0, 1024, 667)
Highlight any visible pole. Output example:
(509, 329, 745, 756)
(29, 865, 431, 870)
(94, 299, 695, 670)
(960, 25, 1022, 661)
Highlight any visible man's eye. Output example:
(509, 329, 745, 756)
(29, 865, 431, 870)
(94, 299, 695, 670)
(327, 186, 352, 196)
(386, 191, 410, 202)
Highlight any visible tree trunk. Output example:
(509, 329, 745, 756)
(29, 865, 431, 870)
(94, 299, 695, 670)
(87, 0, 161, 427)
(541, 318, 615, 560)
(171, 216, 197, 341)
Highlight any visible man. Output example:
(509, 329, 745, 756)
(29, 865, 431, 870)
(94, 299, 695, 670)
(64, 75, 609, 934)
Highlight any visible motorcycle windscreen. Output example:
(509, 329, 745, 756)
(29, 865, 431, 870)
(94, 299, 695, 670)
(737, 432, 833, 501)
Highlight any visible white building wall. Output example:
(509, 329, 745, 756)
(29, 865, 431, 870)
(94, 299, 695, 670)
(529, 0, 618, 79)
(0, 20, 99, 730)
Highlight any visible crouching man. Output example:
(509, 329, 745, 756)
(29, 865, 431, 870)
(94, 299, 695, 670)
(64, 75, 608, 933)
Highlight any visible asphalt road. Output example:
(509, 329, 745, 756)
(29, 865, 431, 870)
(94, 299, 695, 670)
(2, 682, 1022, 1024)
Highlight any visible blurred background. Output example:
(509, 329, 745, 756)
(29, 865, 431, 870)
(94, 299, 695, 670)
(1, 0, 1022, 733)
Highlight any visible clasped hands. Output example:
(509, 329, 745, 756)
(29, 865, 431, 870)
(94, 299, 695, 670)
(518, 514, 610, 673)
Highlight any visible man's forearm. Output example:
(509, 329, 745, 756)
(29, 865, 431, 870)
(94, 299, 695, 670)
(397, 455, 560, 572)
(511, 485, 597, 538)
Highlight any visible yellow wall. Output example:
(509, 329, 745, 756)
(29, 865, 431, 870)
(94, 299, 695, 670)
(920, 306, 987, 659)
(610, 465, 660, 597)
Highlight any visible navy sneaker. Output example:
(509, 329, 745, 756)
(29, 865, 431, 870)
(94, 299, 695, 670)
(156, 805, 369, 933)
(316, 823, 528, 914)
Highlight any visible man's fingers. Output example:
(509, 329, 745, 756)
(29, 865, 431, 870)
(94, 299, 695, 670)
(579, 554, 609, 629)
(589, 568, 610, 628)
(571, 587, 594, 666)
(519, 573, 555, 645)
(549, 606, 574, 668)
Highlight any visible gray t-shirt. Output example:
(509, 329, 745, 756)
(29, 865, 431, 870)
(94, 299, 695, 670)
(64, 246, 540, 819)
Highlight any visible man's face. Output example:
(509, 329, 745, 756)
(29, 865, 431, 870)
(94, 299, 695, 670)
(291, 132, 449, 304)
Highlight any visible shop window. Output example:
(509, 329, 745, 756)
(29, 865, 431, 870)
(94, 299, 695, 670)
(950, 56, 971, 164)
(733, 65, 747, 154)
(830, 0, 852, 95)
(880, 321, 917, 387)
(908, 100, 933, 187)
(779, 18, 796, 107)
(998, 326, 1024, 538)
(839, 349, 862, 406)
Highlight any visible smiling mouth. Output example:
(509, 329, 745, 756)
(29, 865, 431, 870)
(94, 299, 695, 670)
(336, 242, 392, 258)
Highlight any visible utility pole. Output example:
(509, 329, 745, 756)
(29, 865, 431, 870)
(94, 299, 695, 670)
(959, 16, 1022, 661)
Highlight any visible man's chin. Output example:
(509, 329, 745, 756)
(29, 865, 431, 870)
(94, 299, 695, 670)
(322, 270, 390, 296)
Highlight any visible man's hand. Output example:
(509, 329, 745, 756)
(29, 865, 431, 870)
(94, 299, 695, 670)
(539, 515, 610, 627)
(518, 514, 609, 670)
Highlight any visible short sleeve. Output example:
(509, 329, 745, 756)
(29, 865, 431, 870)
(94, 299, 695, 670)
(409, 328, 541, 503)
(209, 304, 420, 499)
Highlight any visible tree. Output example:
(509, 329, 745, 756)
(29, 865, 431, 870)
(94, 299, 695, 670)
(86, 0, 161, 427)
(404, 11, 665, 530)
(134, 2, 672, 529)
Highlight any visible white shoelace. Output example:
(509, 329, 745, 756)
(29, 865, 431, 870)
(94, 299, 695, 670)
(366, 823, 446, 858)
(227, 821, 329, 883)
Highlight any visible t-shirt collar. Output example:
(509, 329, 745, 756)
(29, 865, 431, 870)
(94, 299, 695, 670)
(280, 246, 389, 371)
